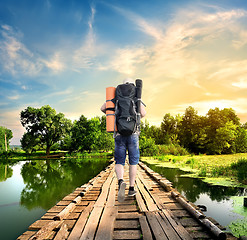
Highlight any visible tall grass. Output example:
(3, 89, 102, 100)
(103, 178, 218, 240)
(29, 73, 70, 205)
(157, 144, 189, 156)
(230, 158, 247, 184)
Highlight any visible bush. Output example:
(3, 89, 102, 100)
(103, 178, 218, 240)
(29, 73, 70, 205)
(139, 136, 158, 156)
(157, 144, 189, 156)
(230, 158, 247, 184)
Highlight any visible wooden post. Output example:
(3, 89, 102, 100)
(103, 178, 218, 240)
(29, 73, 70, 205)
(5, 132, 7, 151)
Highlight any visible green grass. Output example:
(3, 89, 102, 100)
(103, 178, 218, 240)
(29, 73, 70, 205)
(142, 153, 247, 187)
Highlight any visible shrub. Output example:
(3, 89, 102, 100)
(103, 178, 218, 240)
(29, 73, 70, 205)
(157, 144, 189, 156)
(230, 158, 247, 184)
(139, 136, 158, 156)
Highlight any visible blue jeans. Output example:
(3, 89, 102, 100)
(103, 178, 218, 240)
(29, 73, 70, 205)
(114, 133, 140, 165)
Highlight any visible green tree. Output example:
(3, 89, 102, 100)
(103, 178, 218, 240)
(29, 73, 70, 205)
(205, 108, 240, 154)
(235, 127, 247, 153)
(20, 132, 42, 153)
(0, 126, 13, 151)
(161, 113, 181, 144)
(71, 115, 103, 152)
(20, 105, 72, 155)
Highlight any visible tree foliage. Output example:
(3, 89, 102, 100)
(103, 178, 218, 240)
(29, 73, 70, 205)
(20, 105, 72, 155)
(0, 126, 13, 151)
(19, 105, 247, 155)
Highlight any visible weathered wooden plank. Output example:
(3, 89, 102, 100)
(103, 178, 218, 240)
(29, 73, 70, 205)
(62, 194, 78, 201)
(118, 205, 138, 212)
(113, 230, 141, 240)
(65, 212, 80, 220)
(161, 209, 193, 240)
(67, 202, 94, 240)
(179, 217, 200, 227)
(136, 178, 158, 212)
(164, 203, 184, 210)
(106, 177, 117, 207)
(47, 205, 66, 213)
(137, 169, 153, 191)
(117, 212, 140, 219)
(79, 205, 104, 239)
(54, 202, 76, 220)
(41, 213, 57, 220)
(79, 171, 115, 240)
(73, 205, 86, 212)
(17, 231, 36, 240)
(95, 206, 118, 240)
(135, 187, 148, 212)
(155, 212, 181, 240)
(139, 215, 153, 240)
(56, 200, 72, 206)
(54, 223, 69, 240)
(29, 221, 63, 240)
(145, 212, 168, 240)
(114, 220, 139, 229)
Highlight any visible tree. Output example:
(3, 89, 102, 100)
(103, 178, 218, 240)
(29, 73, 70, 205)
(161, 113, 181, 144)
(0, 126, 13, 151)
(20, 132, 42, 153)
(205, 108, 241, 154)
(20, 105, 72, 155)
(71, 115, 102, 152)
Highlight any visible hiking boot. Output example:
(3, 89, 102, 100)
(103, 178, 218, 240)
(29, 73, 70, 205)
(128, 189, 137, 197)
(118, 181, 126, 202)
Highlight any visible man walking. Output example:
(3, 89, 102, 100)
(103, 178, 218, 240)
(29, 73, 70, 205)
(101, 78, 146, 202)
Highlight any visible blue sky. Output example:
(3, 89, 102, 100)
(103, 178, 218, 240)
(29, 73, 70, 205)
(1, 0, 247, 144)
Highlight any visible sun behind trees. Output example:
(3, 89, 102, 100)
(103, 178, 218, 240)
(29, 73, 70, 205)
(141, 106, 247, 155)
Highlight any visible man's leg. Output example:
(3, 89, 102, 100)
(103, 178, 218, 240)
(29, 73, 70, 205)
(114, 135, 127, 202)
(127, 134, 140, 196)
(129, 164, 137, 187)
(115, 164, 124, 181)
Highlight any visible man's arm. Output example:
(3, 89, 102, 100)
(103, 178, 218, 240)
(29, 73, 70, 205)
(140, 103, 146, 118)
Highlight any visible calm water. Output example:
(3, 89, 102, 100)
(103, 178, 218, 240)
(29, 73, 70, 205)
(143, 161, 247, 235)
(0, 158, 109, 240)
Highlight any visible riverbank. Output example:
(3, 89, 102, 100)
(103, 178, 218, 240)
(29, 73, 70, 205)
(141, 153, 247, 188)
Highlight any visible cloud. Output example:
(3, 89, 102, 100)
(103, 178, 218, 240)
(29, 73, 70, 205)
(0, 25, 43, 76)
(112, 5, 164, 41)
(73, 5, 99, 69)
(0, 108, 24, 145)
(106, 4, 247, 125)
(108, 46, 150, 75)
(7, 95, 20, 100)
(42, 52, 66, 72)
(173, 98, 247, 118)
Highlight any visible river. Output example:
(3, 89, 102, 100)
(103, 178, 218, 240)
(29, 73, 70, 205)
(0, 158, 110, 240)
(142, 160, 247, 237)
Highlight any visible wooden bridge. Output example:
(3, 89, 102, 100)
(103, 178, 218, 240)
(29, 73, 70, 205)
(18, 160, 236, 240)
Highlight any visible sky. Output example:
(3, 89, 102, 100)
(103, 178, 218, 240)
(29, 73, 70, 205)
(1, 0, 247, 145)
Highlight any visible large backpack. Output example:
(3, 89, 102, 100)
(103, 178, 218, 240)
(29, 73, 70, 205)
(115, 83, 137, 136)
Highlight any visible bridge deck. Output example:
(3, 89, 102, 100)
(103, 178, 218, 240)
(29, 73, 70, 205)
(18, 161, 236, 240)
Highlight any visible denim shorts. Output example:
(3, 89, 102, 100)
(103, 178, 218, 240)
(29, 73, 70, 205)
(114, 133, 140, 166)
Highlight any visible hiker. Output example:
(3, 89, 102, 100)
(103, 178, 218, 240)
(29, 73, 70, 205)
(100, 78, 146, 202)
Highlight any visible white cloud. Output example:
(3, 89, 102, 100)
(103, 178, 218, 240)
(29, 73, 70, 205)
(73, 5, 99, 69)
(7, 95, 20, 100)
(0, 25, 43, 76)
(232, 78, 247, 89)
(43, 52, 65, 72)
(174, 98, 247, 117)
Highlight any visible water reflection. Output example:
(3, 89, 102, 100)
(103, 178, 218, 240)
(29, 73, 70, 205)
(0, 163, 13, 182)
(0, 158, 110, 240)
(20, 159, 109, 210)
(145, 163, 245, 203)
